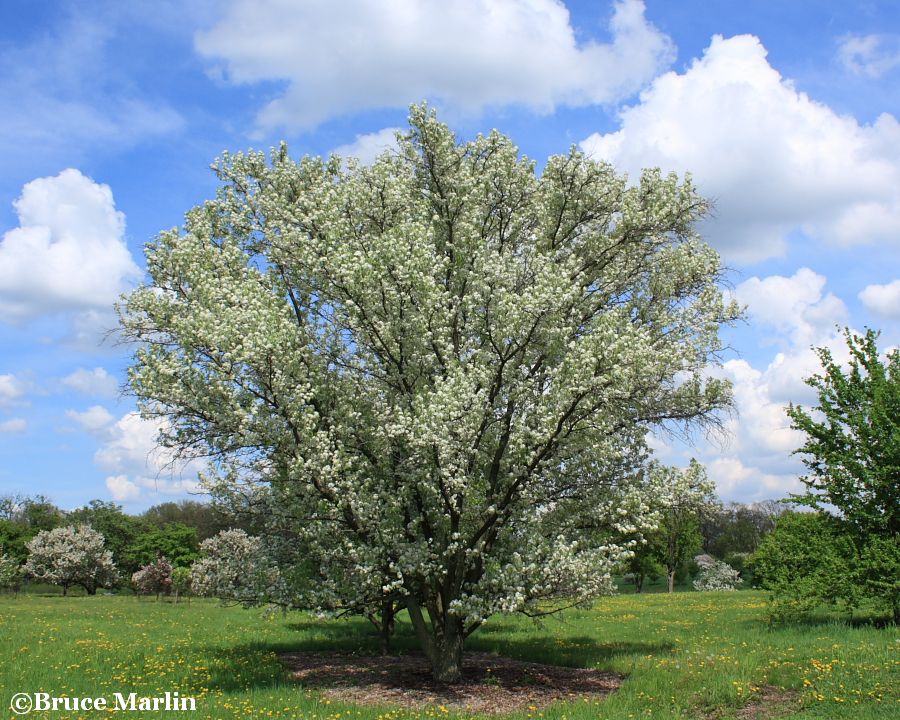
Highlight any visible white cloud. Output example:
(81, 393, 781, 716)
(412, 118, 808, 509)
(706, 457, 801, 502)
(93, 412, 203, 503)
(195, 0, 674, 132)
(652, 270, 857, 502)
(332, 128, 401, 166)
(0, 169, 142, 322)
(838, 34, 900, 78)
(66, 405, 116, 434)
(62, 367, 119, 398)
(581, 34, 900, 262)
(734, 268, 848, 347)
(859, 279, 900, 319)
(0, 374, 28, 406)
(0, 14, 183, 169)
(0, 418, 27, 433)
(105, 474, 141, 502)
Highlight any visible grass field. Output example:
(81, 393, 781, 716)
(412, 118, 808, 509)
(0, 591, 897, 719)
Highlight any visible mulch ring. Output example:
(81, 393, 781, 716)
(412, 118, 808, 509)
(280, 651, 623, 715)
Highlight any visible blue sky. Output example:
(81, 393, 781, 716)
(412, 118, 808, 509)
(0, 0, 898, 510)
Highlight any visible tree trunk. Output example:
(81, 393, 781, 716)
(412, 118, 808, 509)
(380, 600, 395, 655)
(667, 571, 675, 593)
(432, 631, 464, 683)
(635, 573, 644, 593)
(62, 585, 68, 597)
(405, 598, 465, 683)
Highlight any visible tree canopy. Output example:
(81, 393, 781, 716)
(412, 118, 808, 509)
(120, 105, 739, 681)
(787, 328, 899, 543)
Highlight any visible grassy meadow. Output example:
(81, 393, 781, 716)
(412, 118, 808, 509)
(0, 591, 897, 720)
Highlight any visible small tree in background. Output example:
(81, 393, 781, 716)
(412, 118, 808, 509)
(750, 511, 855, 620)
(650, 461, 717, 592)
(693, 559, 741, 591)
(171, 566, 192, 604)
(785, 328, 899, 622)
(191, 529, 283, 606)
(131, 556, 173, 599)
(24, 526, 118, 595)
(0, 548, 21, 595)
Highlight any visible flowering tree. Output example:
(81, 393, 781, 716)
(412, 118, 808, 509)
(0, 548, 21, 594)
(190, 529, 283, 605)
(693, 559, 742, 591)
(131, 556, 173, 599)
(24, 525, 118, 595)
(120, 105, 738, 681)
(649, 460, 718, 592)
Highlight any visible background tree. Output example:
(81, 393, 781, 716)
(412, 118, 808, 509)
(190, 529, 283, 606)
(68, 500, 146, 573)
(24, 526, 118, 595)
(0, 548, 21, 594)
(693, 558, 741, 591)
(131, 556, 173, 599)
(749, 511, 855, 620)
(122, 522, 199, 572)
(171, 565, 192, 603)
(120, 105, 738, 681)
(142, 500, 234, 541)
(650, 461, 717, 592)
(0, 494, 64, 564)
(786, 328, 899, 622)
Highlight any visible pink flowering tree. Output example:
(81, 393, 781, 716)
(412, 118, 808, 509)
(131, 556, 173, 599)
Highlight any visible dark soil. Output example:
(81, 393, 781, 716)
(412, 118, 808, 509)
(280, 651, 623, 715)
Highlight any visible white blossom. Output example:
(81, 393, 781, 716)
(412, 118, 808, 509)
(120, 104, 739, 680)
(24, 526, 118, 595)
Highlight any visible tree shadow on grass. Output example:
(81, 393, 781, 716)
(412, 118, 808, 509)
(198, 617, 672, 694)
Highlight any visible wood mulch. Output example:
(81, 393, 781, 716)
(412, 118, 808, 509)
(280, 651, 623, 715)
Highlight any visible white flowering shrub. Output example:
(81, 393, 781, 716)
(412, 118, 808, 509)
(24, 526, 118, 595)
(120, 105, 739, 681)
(693, 559, 742, 591)
(0, 549, 21, 592)
(131, 556, 173, 597)
(190, 529, 284, 605)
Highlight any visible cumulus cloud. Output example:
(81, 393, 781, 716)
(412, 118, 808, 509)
(0, 418, 27, 433)
(859, 279, 900, 319)
(654, 269, 855, 501)
(93, 412, 203, 503)
(105, 474, 141, 502)
(0, 374, 28, 406)
(581, 34, 900, 262)
(195, 0, 674, 132)
(838, 34, 900, 78)
(734, 268, 848, 347)
(332, 128, 401, 166)
(66, 405, 116, 434)
(0, 169, 141, 322)
(62, 367, 119, 398)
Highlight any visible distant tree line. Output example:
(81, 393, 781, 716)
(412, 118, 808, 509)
(0, 495, 255, 593)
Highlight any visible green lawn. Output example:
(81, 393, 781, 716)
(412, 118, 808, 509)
(0, 592, 896, 719)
